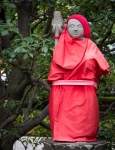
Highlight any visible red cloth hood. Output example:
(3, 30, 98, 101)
(67, 14, 91, 38)
(53, 29, 88, 69)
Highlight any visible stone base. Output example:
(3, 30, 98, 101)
(43, 138, 108, 150)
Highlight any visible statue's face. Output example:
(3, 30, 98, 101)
(67, 19, 84, 39)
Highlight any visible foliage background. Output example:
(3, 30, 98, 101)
(0, 0, 115, 150)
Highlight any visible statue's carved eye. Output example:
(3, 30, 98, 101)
(68, 24, 82, 28)
(68, 24, 75, 28)
(77, 24, 82, 28)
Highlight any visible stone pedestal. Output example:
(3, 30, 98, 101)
(43, 138, 108, 150)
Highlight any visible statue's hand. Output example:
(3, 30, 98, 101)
(52, 24, 63, 35)
(52, 11, 64, 36)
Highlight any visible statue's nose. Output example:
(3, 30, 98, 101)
(73, 26, 78, 31)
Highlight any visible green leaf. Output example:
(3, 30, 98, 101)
(93, 32, 99, 37)
(10, 52, 15, 58)
(32, 43, 40, 47)
(1, 30, 9, 36)
(14, 47, 21, 53)
(43, 46, 48, 53)
(1, 129, 9, 136)
(21, 48, 27, 52)
(9, 58, 13, 62)
(28, 139, 33, 144)
(23, 54, 28, 59)
(48, 0, 55, 7)
(0, 25, 6, 29)
(28, 53, 33, 57)
(22, 41, 27, 46)
(11, 26, 19, 33)
(26, 36, 34, 44)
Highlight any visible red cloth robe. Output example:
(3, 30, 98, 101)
(47, 31, 109, 142)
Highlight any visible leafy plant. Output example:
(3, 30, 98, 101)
(98, 113, 115, 150)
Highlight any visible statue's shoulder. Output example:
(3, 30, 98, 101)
(87, 38, 98, 49)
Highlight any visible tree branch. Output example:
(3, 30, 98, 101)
(100, 101, 115, 118)
(24, 84, 38, 119)
(37, 78, 51, 92)
(97, 22, 114, 47)
(105, 38, 115, 45)
(43, 7, 54, 35)
(0, 106, 21, 129)
(40, 121, 50, 130)
(104, 48, 115, 54)
(17, 105, 48, 136)
(32, 99, 48, 112)
(31, 18, 47, 33)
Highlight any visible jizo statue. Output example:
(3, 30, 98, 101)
(47, 12, 110, 142)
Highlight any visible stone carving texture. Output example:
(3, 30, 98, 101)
(52, 11, 64, 35)
(51, 11, 64, 46)
(43, 139, 108, 150)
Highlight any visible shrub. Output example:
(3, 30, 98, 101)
(98, 113, 115, 150)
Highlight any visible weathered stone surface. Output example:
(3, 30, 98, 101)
(43, 139, 108, 150)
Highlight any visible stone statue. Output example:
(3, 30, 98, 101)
(47, 13, 110, 142)
(51, 11, 64, 47)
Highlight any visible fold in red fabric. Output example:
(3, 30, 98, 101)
(47, 29, 110, 142)
(52, 30, 109, 71)
(53, 30, 87, 69)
